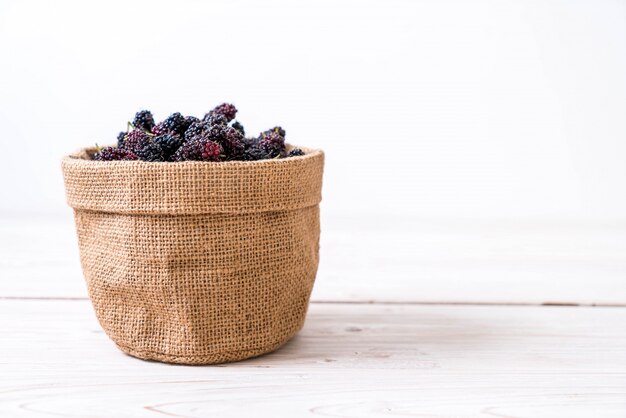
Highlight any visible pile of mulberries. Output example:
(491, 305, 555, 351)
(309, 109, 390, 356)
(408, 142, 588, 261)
(93, 103, 305, 162)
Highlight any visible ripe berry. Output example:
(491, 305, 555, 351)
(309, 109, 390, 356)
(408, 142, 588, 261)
(154, 134, 183, 159)
(93, 147, 138, 161)
(136, 142, 165, 162)
(172, 137, 223, 162)
(221, 126, 246, 160)
(210, 103, 237, 122)
(287, 148, 305, 157)
(117, 131, 127, 148)
(263, 126, 286, 138)
(203, 112, 228, 126)
(122, 130, 152, 154)
(200, 140, 223, 161)
(184, 121, 211, 141)
(183, 116, 200, 134)
(151, 122, 167, 136)
(231, 121, 245, 135)
(132, 110, 155, 132)
(243, 146, 271, 161)
(161, 112, 187, 136)
(258, 131, 285, 157)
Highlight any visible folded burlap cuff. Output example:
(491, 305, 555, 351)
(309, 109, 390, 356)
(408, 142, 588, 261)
(63, 146, 323, 214)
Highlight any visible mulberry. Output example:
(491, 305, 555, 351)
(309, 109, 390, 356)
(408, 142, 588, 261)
(200, 140, 223, 161)
(243, 146, 271, 161)
(162, 112, 187, 136)
(184, 121, 211, 141)
(132, 110, 155, 132)
(173, 137, 223, 162)
(205, 123, 227, 142)
(263, 126, 286, 138)
(154, 134, 183, 159)
(203, 112, 228, 126)
(222, 126, 246, 160)
(122, 130, 152, 154)
(185, 123, 244, 160)
(258, 131, 285, 157)
(93, 147, 138, 161)
(210, 103, 237, 122)
(231, 121, 245, 135)
(136, 142, 165, 162)
(151, 122, 167, 136)
(117, 131, 127, 148)
(287, 148, 305, 157)
(183, 116, 200, 133)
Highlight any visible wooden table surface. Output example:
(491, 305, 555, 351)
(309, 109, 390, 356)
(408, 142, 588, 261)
(1, 215, 625, 417)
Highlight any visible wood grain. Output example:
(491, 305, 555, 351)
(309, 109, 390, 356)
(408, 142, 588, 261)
(2, 216, 625, 415)
(2, 216, 626, 304)
(0, 300, 625, 417)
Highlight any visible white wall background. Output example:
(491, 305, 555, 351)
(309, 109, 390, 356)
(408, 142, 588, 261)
(0, 0, 625, 221)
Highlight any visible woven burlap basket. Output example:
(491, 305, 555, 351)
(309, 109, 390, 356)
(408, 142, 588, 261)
(61, 145, 324, 365)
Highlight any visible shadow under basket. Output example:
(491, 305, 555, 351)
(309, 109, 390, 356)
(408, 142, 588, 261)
(61, 145, 324, 365)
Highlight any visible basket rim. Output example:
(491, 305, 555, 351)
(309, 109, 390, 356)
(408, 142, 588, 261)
(61, 143, 324, 215)
(63, 143, 323, 168)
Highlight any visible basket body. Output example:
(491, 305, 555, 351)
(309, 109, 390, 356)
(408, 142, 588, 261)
(62, 146, 324, 364)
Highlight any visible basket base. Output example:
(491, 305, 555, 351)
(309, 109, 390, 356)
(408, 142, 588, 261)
(112, 330, 302, 365)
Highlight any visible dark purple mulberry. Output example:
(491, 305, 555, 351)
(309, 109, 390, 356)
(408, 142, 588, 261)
(172, 137, 223, 162)
(132, 110, 155, 132)
(200, 140, 223, 161)
(184, 121, 211, 141)
(287, 148, 305, 157)
(122, 130, 152, 154)
(231, 121, 245, 135)
(117, 131, 127, 148)
(161, 112, 187, 136)
(185, 123, 244, 160)
(203, 123, 226, 143)
(93, 147, 138, 161)
(243, 146, 271, 161)
(210, 103, 237, 122)
(221, 126, 246, 160)
(183, 116, 200, 133)
(258, 131, 285, 157)
(154, 134, 183, 159)
(263, 126, 286, 138)
(151, 122, 167, 136)
(243, 136, 259, 148)
(136, 142, 165, 162)
(203, 112, 228, 126)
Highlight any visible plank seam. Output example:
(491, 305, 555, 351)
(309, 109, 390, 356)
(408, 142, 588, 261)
(0, 296, 624, 308)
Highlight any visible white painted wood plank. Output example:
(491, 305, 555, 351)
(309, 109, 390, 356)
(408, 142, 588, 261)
(0, 301, 625, 417)
(315, 215, 626, 305)
(1, 215, 626, 304)
(0, 215, 86, 298)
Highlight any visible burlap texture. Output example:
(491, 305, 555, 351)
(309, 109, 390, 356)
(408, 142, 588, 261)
(62, 145, 324, 365)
